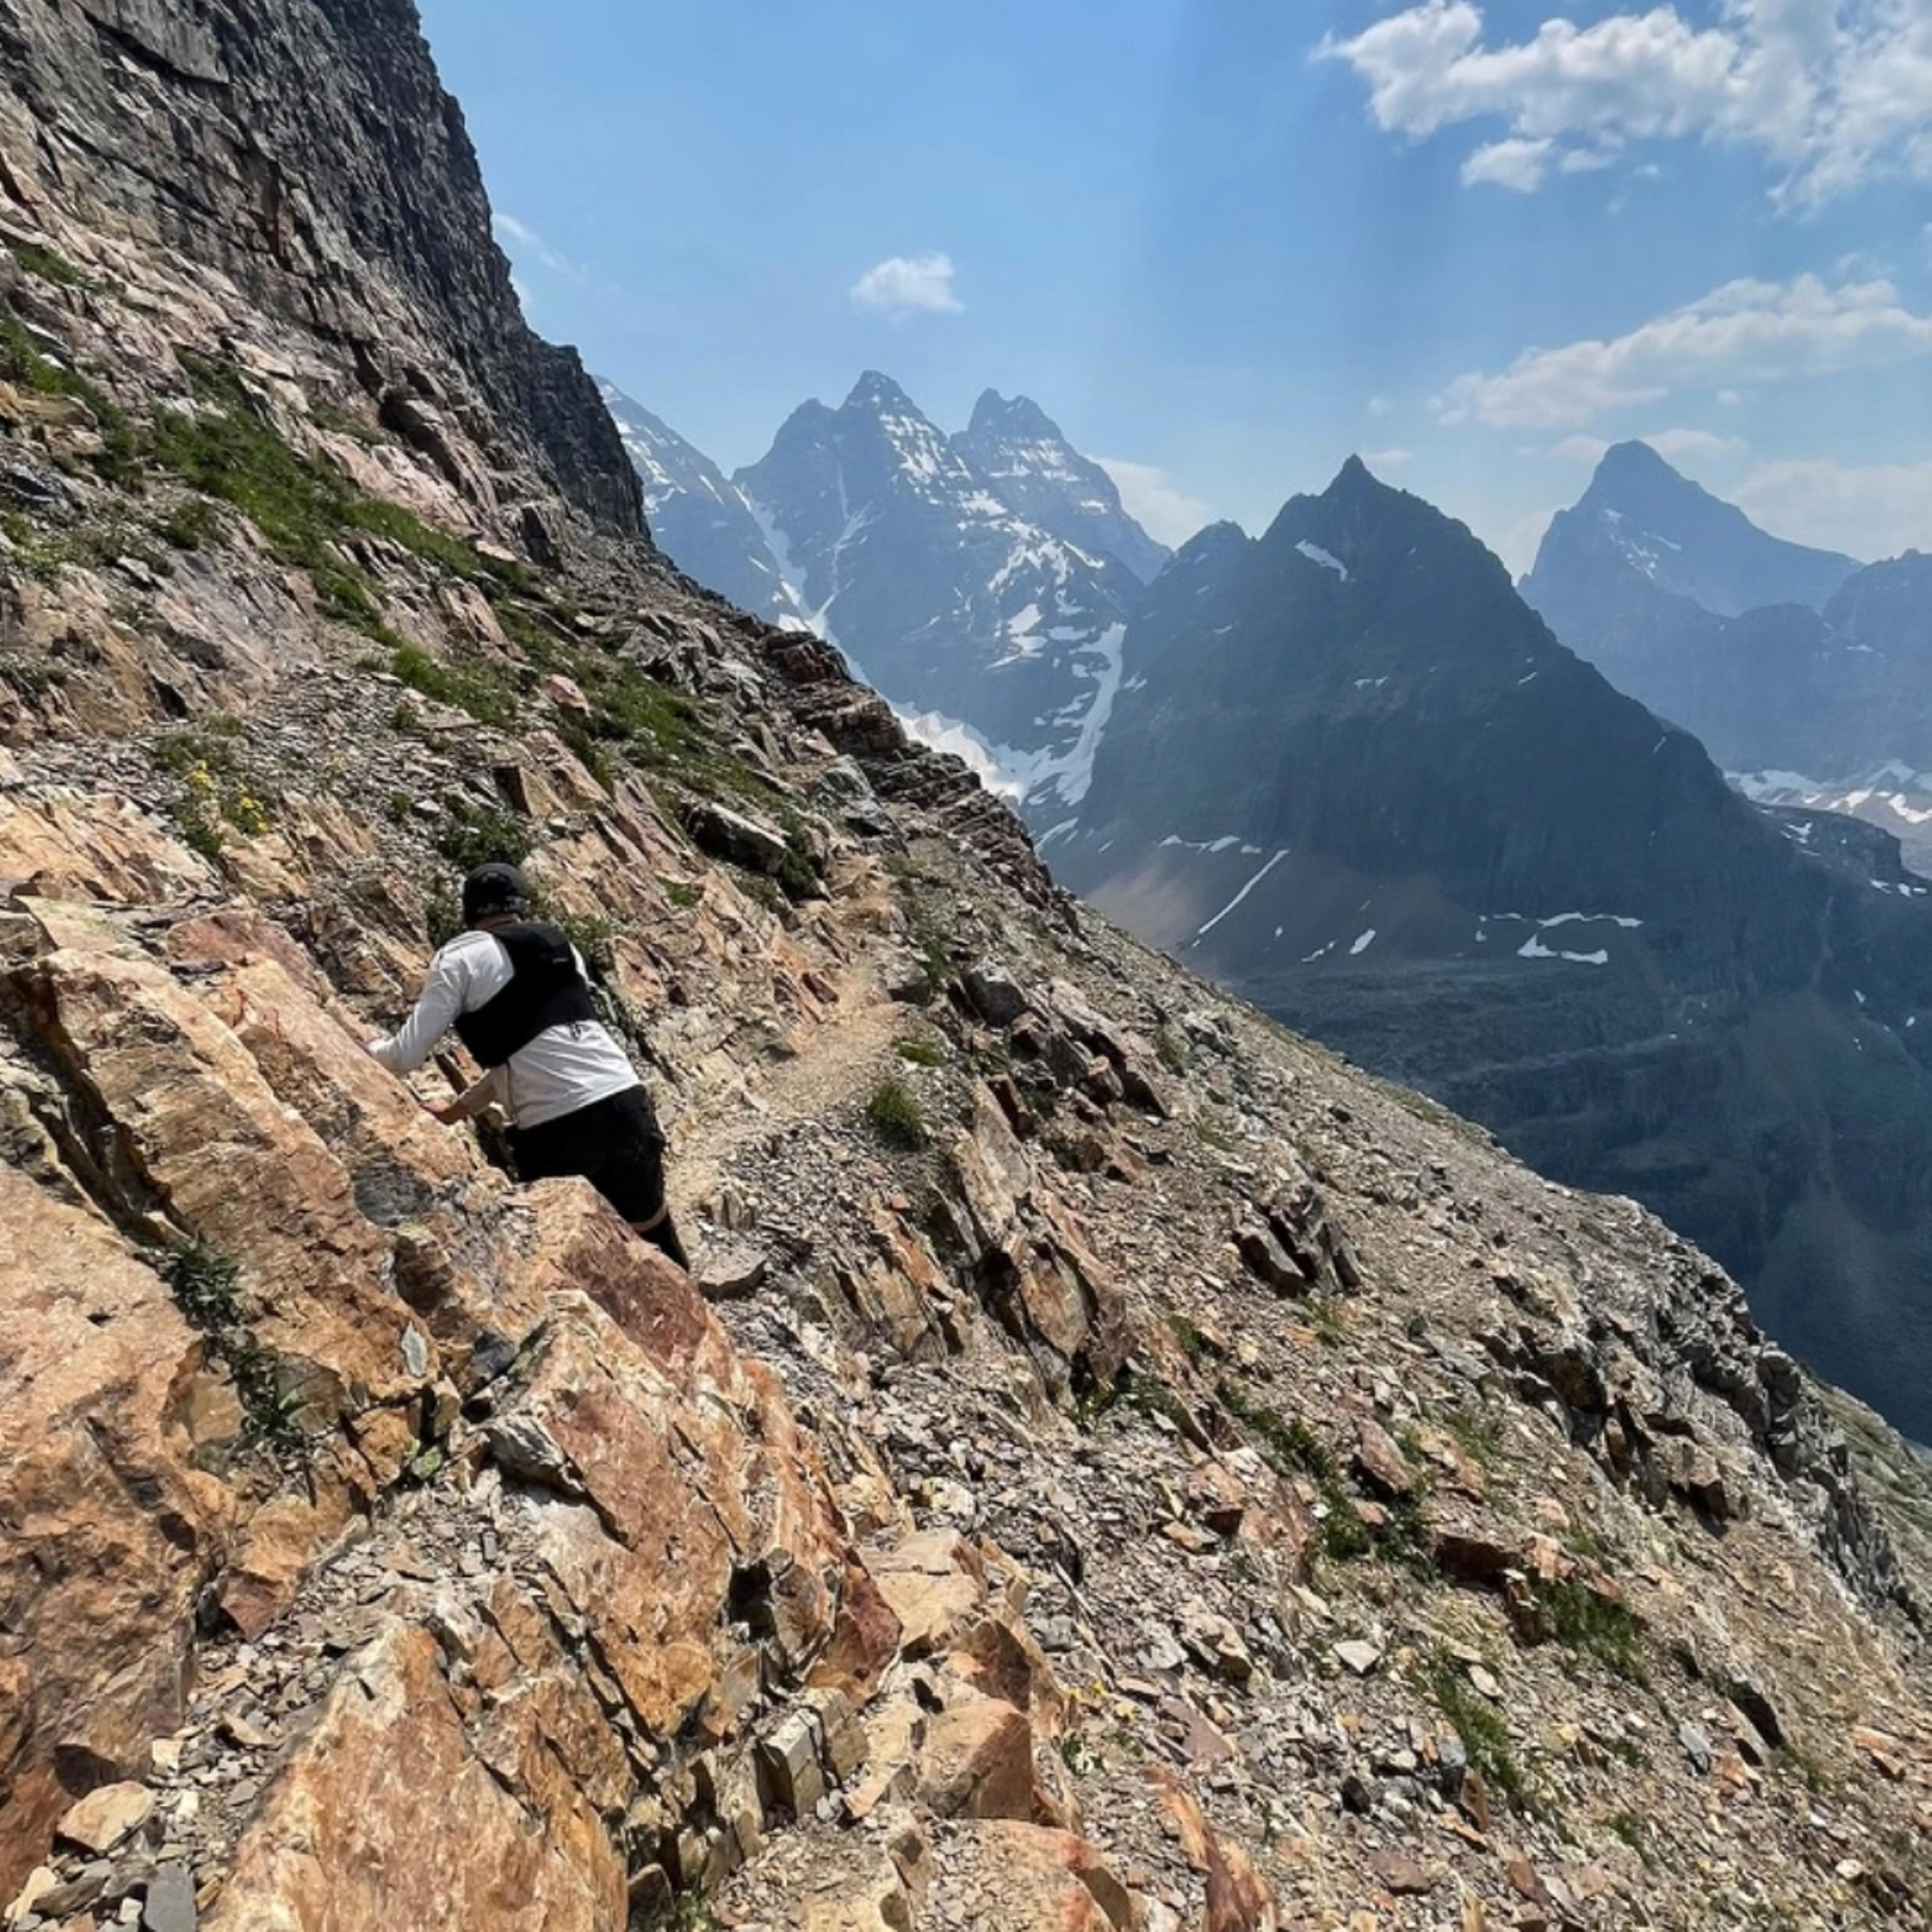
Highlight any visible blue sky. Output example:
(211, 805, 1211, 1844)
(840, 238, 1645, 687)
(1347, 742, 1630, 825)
(418, 0, 1932, 572)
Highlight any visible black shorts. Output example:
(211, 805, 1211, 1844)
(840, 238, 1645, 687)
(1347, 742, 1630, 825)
(508, 1085, 668, 1225)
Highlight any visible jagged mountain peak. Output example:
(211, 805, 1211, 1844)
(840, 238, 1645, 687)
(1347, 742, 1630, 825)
(1260, 456, 1511, 605)
(952, 389, 1173, 585)
(844, 368, 922, 415)
(967, 387, 1062, 439)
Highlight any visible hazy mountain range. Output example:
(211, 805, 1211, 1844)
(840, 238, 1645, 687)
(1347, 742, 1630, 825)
(1523, 442, 1932, 871)
(605, 378, 1932, 1434)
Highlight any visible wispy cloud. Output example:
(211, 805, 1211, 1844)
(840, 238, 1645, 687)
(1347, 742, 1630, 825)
(1317, 0, 1932, 208)
(1096, 458, 1215, 548)
(850, 253, 963, 317)
(1362, 447, 1415, 470)
(493, 212, 583, 279)
(1552, 427, 1748, 464)
(1461, 137, 1556, 192)
(1434, 274, 1932, 428)
(1733, 456, 1932, 559)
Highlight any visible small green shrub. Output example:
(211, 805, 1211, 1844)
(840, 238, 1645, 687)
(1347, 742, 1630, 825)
(1219, 1378, 1331, 1478)
(1074, 1365, 1195, 1436)
(307, 396, 386, 446)
(896, 1036, 946, 1068)
(1167, 1312, 1211, 1366)
(168, 1237, 242, 1329)
(1528, 1573, 1648, 1683)
(435, 798, 535, 873)
(424, 878, 463, 950)
(1156, 1026, 1190, 1076)
(163, 1238, 307, 1453)
(543, 908, 624, 978)
(1446, 1402, 1501, 1466)
(390, 642, 520, 729)
(0, 311, 138, 481)
(897, 900, 953, 1006)
(1217, 1377, 1376, 1561)
(557, 717, 613, 788)
(0, 650, 62, 698)
(158, 497, 222, 550)
(152, 723, 270, 854)
(1424, 1654, 1538, 1815)
(8, 238, 84, 287)
(866, 1079, 928, 1151)
(1604, 1810, 1653, 1866)
(663, 879, 703, 912)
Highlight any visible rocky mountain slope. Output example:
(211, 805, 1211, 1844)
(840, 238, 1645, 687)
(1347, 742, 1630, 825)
(1522, 447, 1932, 870)
(604, 371, 1161, 823)
(1052, 458, 1932, 1445)
(3, 7, 1932, 1932)
(597, 381, 808, 627)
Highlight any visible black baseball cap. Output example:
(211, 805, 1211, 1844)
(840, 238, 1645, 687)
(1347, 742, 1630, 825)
(461, 862, 530, 925)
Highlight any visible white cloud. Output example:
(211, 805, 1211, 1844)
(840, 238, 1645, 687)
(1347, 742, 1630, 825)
(1646, 426, 1750, 462)
(1732, 456, 1932, 559)
(1434, 274, 1932, 427)
(493, 212, 581, 278)
(1461, 137, 1556, 190)
(1362, 447, 1415, 470)
(850, 253, 963, 317)
(1317, 0, 1932, 208)
(1366, 394, 1395, 419)
(1553, 425, 1746, 465)
(1096, 458, 1216, 547)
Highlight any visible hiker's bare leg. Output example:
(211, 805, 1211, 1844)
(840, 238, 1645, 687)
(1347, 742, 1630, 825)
(631, 1201, 689, 1270)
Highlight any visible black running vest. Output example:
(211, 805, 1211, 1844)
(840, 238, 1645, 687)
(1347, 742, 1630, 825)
(452, 922, 598, 1069)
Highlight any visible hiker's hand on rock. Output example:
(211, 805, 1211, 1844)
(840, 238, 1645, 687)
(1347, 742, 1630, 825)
(428, 1100, 466, 1125)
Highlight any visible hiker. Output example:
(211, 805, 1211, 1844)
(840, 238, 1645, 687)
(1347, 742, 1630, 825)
(366, 861, 689, 1269)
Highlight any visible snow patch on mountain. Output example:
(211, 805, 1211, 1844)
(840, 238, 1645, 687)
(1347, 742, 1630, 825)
(1297, 539, 1349, 580)
(1194, 848, 1290, 939)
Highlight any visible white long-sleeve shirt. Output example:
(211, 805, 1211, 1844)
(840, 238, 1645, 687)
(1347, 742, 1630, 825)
(367, 928, 640, 1131)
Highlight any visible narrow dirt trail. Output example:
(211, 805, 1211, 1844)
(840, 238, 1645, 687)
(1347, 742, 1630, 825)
(671, 957, 914, 1211)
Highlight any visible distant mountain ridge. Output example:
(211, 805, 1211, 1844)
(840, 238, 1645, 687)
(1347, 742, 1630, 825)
(1052, 455, 1932, 1441)
(1524, 442, 1932, 869)
(598, 381, 806, 626)
(951, 389, 1170, 584)
(599, 371, 1172, 819)
(1525, 440, 1859, 618)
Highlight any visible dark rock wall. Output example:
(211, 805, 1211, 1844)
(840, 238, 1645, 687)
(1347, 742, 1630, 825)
(0, 0, 643, 535)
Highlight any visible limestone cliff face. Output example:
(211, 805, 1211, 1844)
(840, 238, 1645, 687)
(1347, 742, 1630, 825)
(0, 0, 642, 536)
(2, 10, 1932, 1932)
